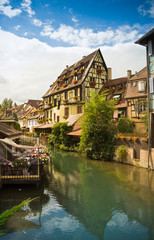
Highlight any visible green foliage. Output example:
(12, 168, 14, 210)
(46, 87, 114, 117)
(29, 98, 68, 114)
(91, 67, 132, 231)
(79, 93, 117, 160)
(1, 98, 13, 112)
(141, 112, 148, 133)
(117, 145, 127, 162)
(13, 113, 18, 121)
(0, 197, 38, 236)
(14, 121, 21, 130)
(117, 116, 134, 133)
(48, 122, 73, 150)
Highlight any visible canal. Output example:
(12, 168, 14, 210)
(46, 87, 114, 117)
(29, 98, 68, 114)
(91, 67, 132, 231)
(0, 148, 154, 240)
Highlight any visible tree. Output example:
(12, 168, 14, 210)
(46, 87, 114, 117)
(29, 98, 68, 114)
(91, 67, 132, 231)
(117, 116, 134, 133)
(48, 122, 73, 150)
(79, 93, 117, 160)
(1, 98, 13, 112)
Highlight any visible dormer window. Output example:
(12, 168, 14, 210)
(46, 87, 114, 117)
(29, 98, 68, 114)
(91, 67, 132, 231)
(131, 82, 136, 87)
(138, 81, 145, 92)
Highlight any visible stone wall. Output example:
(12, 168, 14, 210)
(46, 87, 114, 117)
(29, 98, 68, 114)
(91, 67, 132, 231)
(114, 146, 154, 170)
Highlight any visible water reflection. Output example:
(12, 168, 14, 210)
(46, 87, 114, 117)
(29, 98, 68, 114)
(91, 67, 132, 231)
(0, 148, 154, 240)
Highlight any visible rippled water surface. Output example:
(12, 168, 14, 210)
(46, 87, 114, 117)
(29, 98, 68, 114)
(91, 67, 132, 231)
(0, 149, 154, 240)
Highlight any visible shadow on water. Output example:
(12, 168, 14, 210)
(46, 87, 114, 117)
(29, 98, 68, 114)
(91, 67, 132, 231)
(0, 147, 154, 240)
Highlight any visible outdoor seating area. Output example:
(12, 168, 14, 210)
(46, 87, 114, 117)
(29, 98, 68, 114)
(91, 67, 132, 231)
(0, 138, 50, 185)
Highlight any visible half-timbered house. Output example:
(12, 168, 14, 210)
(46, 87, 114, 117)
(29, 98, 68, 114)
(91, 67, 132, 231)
(42, 49, 108, 123)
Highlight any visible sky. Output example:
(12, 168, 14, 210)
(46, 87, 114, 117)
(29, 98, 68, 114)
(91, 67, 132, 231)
(0, 0, 153, 104)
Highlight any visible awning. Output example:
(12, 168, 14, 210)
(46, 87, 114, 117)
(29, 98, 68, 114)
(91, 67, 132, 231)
(35, 123, 53, 129)
(67, 129, 82, 136)
(0, 138, 34, 149)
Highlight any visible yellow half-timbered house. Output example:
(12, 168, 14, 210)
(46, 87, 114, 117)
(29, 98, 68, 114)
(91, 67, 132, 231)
(42, 49, 108, 123)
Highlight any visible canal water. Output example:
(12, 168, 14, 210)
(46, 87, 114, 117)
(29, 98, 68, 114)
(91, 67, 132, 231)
(0, 148, 154, 240)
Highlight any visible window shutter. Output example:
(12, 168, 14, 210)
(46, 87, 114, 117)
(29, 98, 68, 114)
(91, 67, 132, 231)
(135, 101, 138, 114)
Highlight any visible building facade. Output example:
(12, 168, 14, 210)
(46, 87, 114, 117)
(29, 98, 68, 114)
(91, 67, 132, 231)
(42, 49, 108, 123)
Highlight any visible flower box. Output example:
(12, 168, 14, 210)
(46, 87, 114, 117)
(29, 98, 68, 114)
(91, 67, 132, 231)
(133, 137, 138, 142)
(72, 70, 77, 75)
(62, 83, 67, 88)
(56, 79, 60, 83)
(63, 99, 68, 103)
(97, 69, 103, 74)
(56, 86, 60, 90)
(90, 81, 96, 87)
(63, 115, 68, 119)
(120, 136, 126, 140)
(79, 67, 84, 73)
(73, 80, 77, 84)
(142, 136, 148, 142)
(109, 88, 114, 93)
(127, 137, 132, 141)
(62, 76, 66, 80)
(73, 96, 78, 100)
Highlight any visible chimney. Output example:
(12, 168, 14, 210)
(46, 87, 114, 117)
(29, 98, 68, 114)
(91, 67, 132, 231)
(107, 68, 112, 80)
(127, 70, 131, 79)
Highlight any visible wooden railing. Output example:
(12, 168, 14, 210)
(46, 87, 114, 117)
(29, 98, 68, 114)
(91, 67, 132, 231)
(1, 165, 40, 183)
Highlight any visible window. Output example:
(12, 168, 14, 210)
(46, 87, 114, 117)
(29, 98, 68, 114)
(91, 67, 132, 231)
(75, 88, 78, 97)
(58, 101, 60, 110)
(54, 99, 57, 107)
(65, 91, 68, 100)
(128, 101, 131, 106)
(139, 101, 146, 113)
(54, 113, 56, 121)
(90, 77, 95, 82)
(138, 81, 145, 92)
(77, 105, 82, 114)
(131, 82, 136, 87)
(50, 110, 52, 119)
(64, 107, 69, 117)
(57, 116, 59, 122)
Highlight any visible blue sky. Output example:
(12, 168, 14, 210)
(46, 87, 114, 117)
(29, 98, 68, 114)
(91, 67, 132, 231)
(0, 0, 153, 103)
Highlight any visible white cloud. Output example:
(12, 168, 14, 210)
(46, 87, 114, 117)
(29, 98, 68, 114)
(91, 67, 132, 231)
(148, 2, 154, 18)
(32, 18, 43, 27)
(21, 0, 35, 17)
(0, 29, 146, 104)
(72, 17, 78, 23)
(0, 0, 21, 18)
(14, 25, 21, 30)
(40, 24, 141, 47)
(138, 1, 154, 18)
(23, 32, 28, 36)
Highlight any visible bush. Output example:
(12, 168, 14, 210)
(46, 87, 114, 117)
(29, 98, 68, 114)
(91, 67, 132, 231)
(117, 116, 134, 133)
(79, 93, 117, 161)
(117, 145, 127, 162)
(48, 122, 73, 150)
(14, 121, 21, 131)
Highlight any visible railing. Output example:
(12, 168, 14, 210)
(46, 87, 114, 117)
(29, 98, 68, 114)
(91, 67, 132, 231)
(1, 165, 40, 183)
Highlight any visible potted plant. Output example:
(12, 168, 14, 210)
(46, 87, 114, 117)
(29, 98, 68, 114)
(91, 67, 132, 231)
(79, 67, 84, 73)
(62, 83, 67, 88)
(90, 81, 96, 87)
(72, 70, 77, 75)
(73, 79, 77, 84)
(133, 136, 138, 142)
(56, 86, 60, 90)
(96, 69, 103, 74)
(73, 96, 78, 100)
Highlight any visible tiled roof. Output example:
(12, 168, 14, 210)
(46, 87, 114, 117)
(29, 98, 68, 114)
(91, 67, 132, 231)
(125, 67, 147, 99)
(27, 114, 39, 120)
(64, 114, 83, 126)
(43, 49, 106, 98)
(128, 67, 147, 81)
(0, 123, 22, 138)
(99, 77, 127, 94)
(26, 100, 42, 109)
